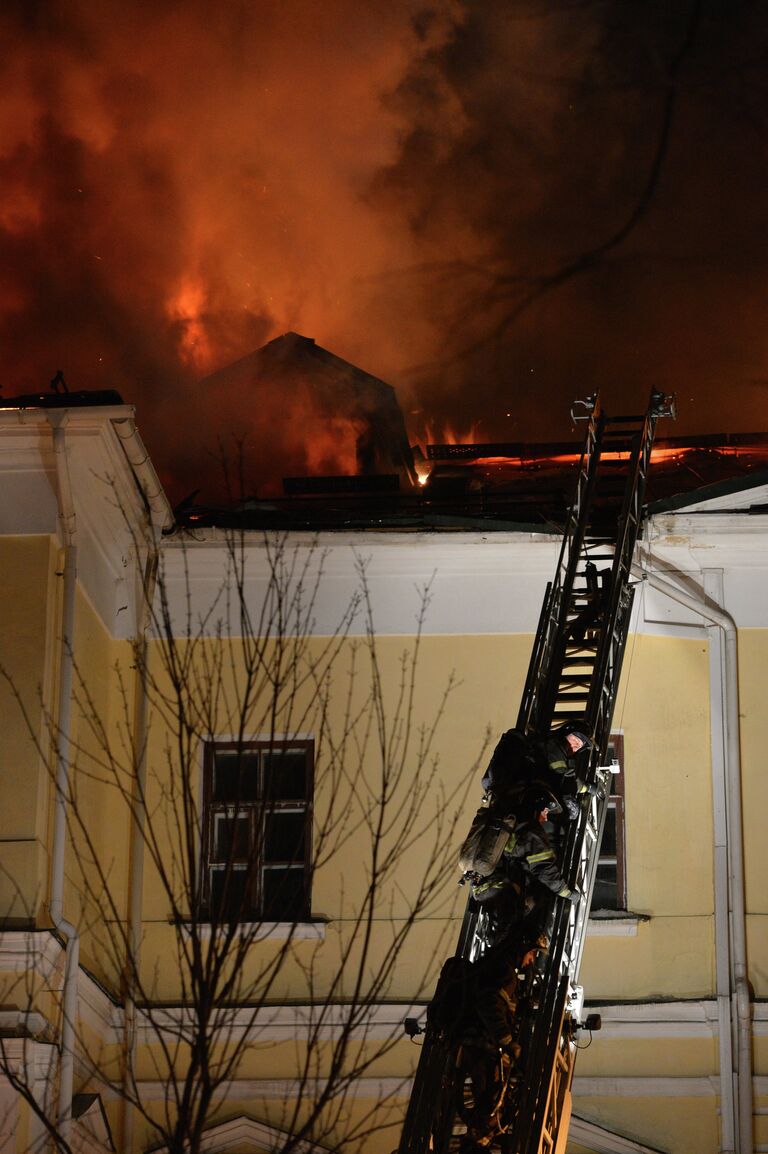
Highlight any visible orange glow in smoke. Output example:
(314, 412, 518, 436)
(303, 416, 367, 476)
(167, 277, 215, 371)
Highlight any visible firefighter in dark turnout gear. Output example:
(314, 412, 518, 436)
(480, 722, 593, 824)
(471, 789, 578, 943)
(481, 723, 592, 799)
(458, 728, 590, 923)
(456, 934, 548, 1153)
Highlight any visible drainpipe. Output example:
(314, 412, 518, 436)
(47, 412, 81, 1147)
(120, 549, 158, 1154)
(636, 556, 752, 1154)
(110, 414, 170, 1154)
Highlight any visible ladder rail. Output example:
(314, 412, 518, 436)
(518, 399, 605, 735)
(396, 388, 674, 1154)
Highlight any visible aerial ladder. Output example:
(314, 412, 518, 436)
(398, 388, 676, 1154)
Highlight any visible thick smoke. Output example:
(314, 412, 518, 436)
(2, 1, 768, 499)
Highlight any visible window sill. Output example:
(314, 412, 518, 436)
(176, 920, 326, 942)
(586, 912, 648, 937)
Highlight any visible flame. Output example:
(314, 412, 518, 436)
(412, 438, 761, 484)
(429, 418, 483, 446)
(167, 276, 215, 371)
(414, 459, 432, 486)
(409, 417, 485, 461)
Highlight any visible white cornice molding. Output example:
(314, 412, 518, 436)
(586, 916, 640, 937)
(178, 920, 326, 943)
(5, 934, 768, 1064)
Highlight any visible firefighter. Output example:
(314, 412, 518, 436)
(471, 787, 578, 945)
(456, 934, 548, 1153)
(481, 722, 593, 822)
(482, 722, 592, 797)
(458, 726, 592, 896)
(565, 561, 610, 645)
(473, 788, 578, 905)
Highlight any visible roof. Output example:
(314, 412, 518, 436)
(171, 432, 768, 533)
(0, 388, 124, 410)
(4, 381, 768, 532)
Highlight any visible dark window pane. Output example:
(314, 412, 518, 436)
(263, 749, 307, 801)
(592, 863, 618, 911)
(600, 806, 617, 856)
(265, 812, 306, 862)
(213, 751, 259, 802)
(210, 867, 250, 918)
(263, 866, 307, 920)
(214, 814, 250, 861)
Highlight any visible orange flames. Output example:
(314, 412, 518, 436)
(413, 441, 759, 491)
(410, 418, 486, 484)
(167, 277, 216, 371)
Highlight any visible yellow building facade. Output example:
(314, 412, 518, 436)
(0, 398, 766, 1154)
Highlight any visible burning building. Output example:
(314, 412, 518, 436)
(1, 382, 768, 1154)
(200, 331, 418, 494)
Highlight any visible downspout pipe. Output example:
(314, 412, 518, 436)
(120, 550, 158, 1154)
(636, 558, 753, 1154)
(110, 414, 170, 1152)
(47, 412, 80, 1147)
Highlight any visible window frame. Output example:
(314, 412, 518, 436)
(592, 733, 627, 912)
(201, 738, 314, 923)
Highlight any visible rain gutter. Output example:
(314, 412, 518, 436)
(635, 552, 752, 1154)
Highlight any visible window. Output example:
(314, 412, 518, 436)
(592, 735, 626, 911)
(202, 740, 313, 922)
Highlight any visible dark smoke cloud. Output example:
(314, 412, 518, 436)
(372, 1, 768, 441)
(2, 1, 768, 500)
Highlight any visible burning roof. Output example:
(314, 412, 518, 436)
(199, 332, 417, 491)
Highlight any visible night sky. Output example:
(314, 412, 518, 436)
(3, 0, 768, 501)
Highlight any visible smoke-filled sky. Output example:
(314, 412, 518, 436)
(3, 0, 768, 500)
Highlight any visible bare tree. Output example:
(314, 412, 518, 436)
(0, 523, 479, 1154)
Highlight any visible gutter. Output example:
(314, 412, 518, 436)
(46, 412, 80, 1146)
(635, 552, 752, 1154)
(110, 416, 173, 533)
